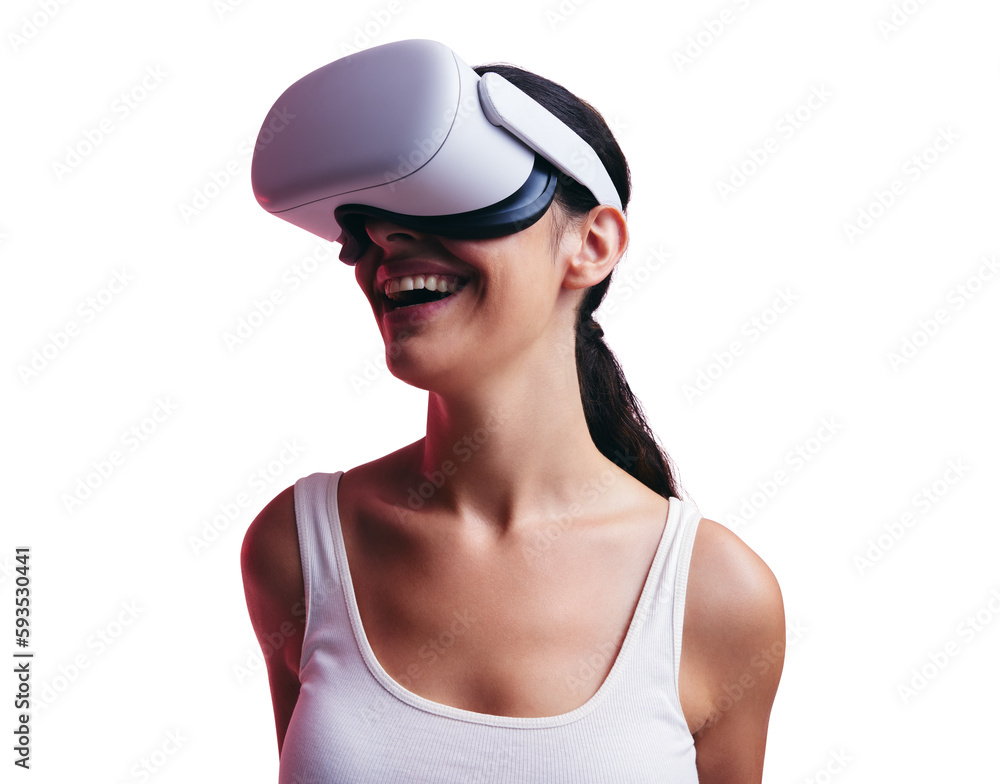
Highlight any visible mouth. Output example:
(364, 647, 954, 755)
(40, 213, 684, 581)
(381, 273, 468, 312)
(378, 272, 471, 331)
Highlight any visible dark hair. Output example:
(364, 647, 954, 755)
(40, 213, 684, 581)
(474, 63, 684, 501)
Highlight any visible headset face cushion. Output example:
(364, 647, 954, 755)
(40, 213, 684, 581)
(333, 155, 558, 262)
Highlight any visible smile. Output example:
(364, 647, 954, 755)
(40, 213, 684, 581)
(383, 274, 468, 309)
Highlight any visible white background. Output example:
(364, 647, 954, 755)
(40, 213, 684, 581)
(3, 0, 999, 781)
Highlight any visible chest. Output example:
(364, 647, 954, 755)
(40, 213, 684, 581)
(339, 499, 666, 718)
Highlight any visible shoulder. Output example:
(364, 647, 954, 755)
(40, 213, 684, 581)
(680, 517, 785, 781)
(240, 484, 306, 666)
(240, 484, 306, 753)
(685, 517, 784, 640)
(241, 484, 303, 629)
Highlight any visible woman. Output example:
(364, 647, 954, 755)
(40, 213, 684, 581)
(242, 40, 784, 783)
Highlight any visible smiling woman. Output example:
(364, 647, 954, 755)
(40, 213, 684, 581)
(240, 38, 784, 784)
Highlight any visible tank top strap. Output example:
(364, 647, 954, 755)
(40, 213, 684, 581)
(293, 470, 354, 675)
(616, 496, 702, 716)
(663, 497, 703, 699)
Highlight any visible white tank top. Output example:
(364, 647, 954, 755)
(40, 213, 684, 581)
(279, 471, 702, 784)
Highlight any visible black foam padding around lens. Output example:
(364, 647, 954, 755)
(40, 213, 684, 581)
(334, 155, 558, 264)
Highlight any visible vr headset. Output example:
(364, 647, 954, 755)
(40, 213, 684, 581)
(250, 39, 622, 264)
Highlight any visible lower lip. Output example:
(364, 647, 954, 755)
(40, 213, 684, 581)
(380, 286, 464, 331)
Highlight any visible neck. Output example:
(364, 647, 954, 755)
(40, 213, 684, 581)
(408, 336, 621, 532)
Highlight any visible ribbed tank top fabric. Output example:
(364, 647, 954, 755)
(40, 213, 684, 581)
(279, 471, 702, 784)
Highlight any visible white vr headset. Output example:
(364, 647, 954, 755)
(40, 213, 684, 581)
(250, 38, 622, 264)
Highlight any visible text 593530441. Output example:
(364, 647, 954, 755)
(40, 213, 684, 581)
(13, 547, 32, 770)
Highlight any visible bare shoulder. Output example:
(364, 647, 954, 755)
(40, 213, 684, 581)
(240, 484, 306, 754)
(685, 518, 784, 645)
(680, 517, 785, 783)
(241, 485, 304, 636)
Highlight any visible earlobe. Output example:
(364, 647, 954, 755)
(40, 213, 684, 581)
(564, 205, 628, 290)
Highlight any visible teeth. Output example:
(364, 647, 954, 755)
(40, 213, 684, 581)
(384, 274, 466, 300)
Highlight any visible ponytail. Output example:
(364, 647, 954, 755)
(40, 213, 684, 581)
(474, 63, 684, 500)
(576, 285, 681, 499)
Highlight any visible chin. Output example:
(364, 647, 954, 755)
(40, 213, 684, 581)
(384, 351, 473, 397)
(383, 352, 443, 390)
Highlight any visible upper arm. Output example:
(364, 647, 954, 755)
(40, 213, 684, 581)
(240, 484, 306, 756)
(680, 517, 785, 784)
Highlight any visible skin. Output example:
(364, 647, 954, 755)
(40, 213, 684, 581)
(241, 204, 785, 781)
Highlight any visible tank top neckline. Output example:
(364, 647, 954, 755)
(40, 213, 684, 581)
(323, 469, 679, 729)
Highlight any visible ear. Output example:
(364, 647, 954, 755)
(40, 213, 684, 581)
(560, 205, 628, 290)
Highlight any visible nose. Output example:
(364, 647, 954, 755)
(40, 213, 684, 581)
(339, 216, 426, 265)
(364, 217, 428, 249)
(342, 216, 436, 266)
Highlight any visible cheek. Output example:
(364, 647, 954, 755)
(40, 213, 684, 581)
(355, 280, 378, 320)
(353, 263, 371, 302)
(355, 258, 384, 306)
(479, 275, 561, 348)
(443, 232, 562, 325)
